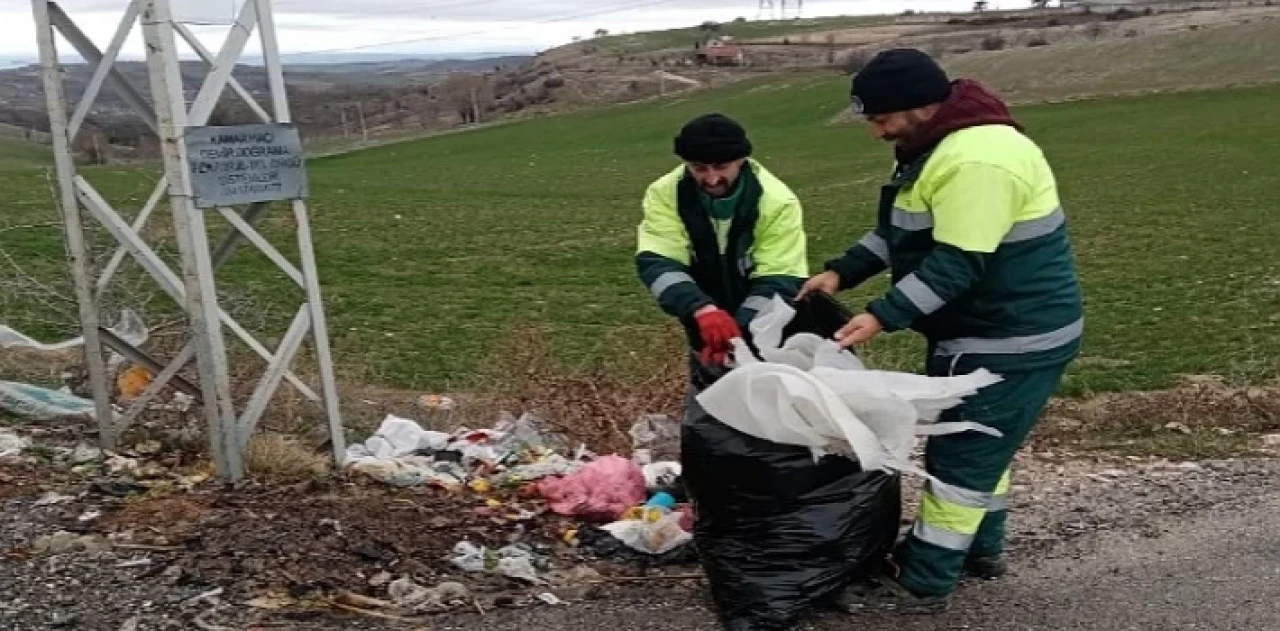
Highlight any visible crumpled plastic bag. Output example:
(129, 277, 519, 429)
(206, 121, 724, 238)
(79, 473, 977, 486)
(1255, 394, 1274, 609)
(537, 454, 647, 523)
(347, 456, 465, 488)
(345, 415, 451, 462)
(696, 295, 1004, 482)
(601, 511, 693, 555)
(641, 461, 682, 492)
(505, 453, 582, 481)
(450, 541, 544, 584)
(0, 429, 32, 459)
(0, 381, 98, 420)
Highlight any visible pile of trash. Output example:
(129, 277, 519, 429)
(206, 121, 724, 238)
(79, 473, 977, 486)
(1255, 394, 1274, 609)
(1, 310, 150, 421)
(344, 410, 693, 563)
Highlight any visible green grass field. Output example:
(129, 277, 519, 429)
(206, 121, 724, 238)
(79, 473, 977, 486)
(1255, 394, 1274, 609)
(3, 76, 1279, 398)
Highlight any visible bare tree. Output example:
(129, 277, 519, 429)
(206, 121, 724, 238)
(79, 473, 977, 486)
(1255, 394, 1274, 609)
(438, 73, 494, 125)
(974, 0, 989, 11)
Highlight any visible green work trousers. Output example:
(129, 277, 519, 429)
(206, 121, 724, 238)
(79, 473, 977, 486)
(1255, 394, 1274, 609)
(894, 356, 1069, 598)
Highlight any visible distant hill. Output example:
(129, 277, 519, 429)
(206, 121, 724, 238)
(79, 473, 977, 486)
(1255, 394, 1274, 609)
(276, 52, 532, 66)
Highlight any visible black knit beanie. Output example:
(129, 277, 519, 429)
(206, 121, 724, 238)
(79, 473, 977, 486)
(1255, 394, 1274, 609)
(850, 48, 953, 116)
(673, 113, 753, 164)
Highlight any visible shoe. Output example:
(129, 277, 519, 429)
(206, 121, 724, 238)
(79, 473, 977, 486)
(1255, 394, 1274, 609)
(963, 553, 1007, 580)
(831, 574, 951, 615)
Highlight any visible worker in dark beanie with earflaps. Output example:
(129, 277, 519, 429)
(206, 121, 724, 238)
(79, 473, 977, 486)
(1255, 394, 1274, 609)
(634, 112, 808, 381)
(799, 48, 1084, 612)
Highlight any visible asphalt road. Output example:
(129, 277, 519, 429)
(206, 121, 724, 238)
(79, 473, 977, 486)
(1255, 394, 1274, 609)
(430, 490, 1280, 631)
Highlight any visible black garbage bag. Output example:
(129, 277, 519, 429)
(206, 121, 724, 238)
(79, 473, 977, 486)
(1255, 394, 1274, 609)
(681, 294, 904, 630)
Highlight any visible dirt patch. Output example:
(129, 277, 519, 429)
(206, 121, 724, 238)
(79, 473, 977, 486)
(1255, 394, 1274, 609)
(85, 477, 657, 607)
(1038, 375, 1280, 458)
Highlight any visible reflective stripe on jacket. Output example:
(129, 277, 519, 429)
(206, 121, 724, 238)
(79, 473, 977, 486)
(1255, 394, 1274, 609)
(826, 124, 1083, 370)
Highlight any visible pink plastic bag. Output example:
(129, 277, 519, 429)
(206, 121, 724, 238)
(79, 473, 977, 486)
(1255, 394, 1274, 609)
(537, 455, 647, 523)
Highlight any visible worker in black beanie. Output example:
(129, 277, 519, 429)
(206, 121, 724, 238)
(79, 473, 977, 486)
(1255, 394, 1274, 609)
(635, 109, 808, 373)
(799, 48, 1084, 614)
(673, 113, 754, 167)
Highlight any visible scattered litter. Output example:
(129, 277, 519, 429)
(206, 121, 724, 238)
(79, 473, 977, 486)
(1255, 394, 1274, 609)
(33, 491, 77, 506)
(450, 541, 545, 584)
(346, 415, 451, 462)
(246, 593, 297, 611)
(536, 592, 566, 606)
(504, 453, 582, 481)
(1165, 422, 1193, 434)
(70, 443, 102, 464)
(105, 453, 140, 475)
(537, 455, 647, 523)
(0, 429, 31, 459)
(641, 461, 682, 494)
(133, 440, 163, 456)
(417, 394, 456, 411)
(348, 456, 466, 488)
(629, 414, 680, 462)
(78, 509, 103, 522)
(117, 365, 153, 401)
(387, 577, 470, 612)
(33, 531, 110, 555)
(345, 411, 588, 492)
(601, 510, 693, 555)
(0, 381, 98, 420)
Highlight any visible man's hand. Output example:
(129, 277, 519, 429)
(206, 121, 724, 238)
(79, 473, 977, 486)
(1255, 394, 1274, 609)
(694, 305, 742, 366)
(834, 313, 883, 348)
(796, 270, 842, 301)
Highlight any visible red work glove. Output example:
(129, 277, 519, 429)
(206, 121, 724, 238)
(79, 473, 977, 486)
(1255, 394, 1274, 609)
(694, 306, 742, 367)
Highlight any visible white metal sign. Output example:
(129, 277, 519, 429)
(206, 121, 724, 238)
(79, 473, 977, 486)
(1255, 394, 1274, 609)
(186, 123, 308, 208)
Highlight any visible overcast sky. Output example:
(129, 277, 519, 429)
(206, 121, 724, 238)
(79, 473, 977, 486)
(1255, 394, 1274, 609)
(3, 0, 992, 60)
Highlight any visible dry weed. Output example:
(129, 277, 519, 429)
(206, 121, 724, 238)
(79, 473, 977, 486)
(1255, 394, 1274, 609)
(1037, 374, 1280, 457)
(480, 322, 688, 455)
(243, 432, 331, 482)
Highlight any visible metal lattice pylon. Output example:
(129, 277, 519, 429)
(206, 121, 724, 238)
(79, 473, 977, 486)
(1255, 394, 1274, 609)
(31, 0, 346, 482)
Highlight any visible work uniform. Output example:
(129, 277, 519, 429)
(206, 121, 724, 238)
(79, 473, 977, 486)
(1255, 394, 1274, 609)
(826, 122, 1083, 598)
(636, 158, 809, 354)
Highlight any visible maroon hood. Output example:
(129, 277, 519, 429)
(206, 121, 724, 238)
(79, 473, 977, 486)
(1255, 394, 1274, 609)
(895, 79, 1022, 164)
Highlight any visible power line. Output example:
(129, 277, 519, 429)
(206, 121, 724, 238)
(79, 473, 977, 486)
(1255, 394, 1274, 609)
(282, 0, 686, 58)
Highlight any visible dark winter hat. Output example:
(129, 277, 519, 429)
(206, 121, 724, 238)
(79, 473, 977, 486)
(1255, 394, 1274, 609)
(850, 48, 953, 116)
(673, 113, 753, 164)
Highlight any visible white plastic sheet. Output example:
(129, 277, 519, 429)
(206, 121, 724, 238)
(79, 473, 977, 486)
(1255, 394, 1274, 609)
(0, 309, 146, 354)
(696, 296, 1003, 481)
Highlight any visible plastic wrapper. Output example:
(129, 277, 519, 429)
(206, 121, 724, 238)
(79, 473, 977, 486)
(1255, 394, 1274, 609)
(601, 510, 694, 555)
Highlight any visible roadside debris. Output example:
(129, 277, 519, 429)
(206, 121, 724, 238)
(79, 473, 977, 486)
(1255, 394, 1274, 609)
(0, 428, 31, 459)
(0, 380, 97, 420)
(344, 411, 697, 559)
(450, 541, 546, 583)
(387, 577, 470, 612)
(32, 530, 110, 555)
